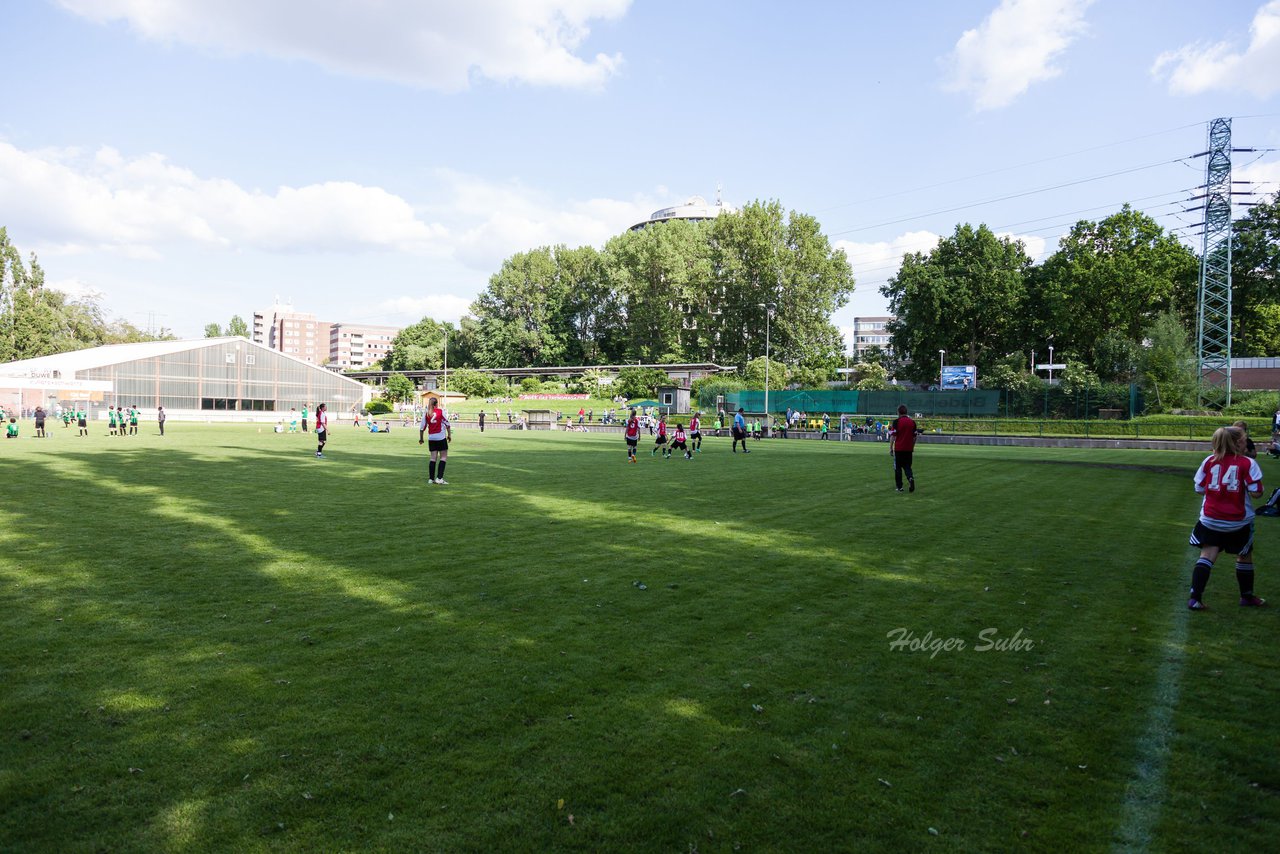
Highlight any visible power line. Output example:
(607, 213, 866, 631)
(815, 121, 1203, 214)
(829, 157, 1192, 237)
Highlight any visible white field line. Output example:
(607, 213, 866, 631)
(1111, 553, 1194, 852)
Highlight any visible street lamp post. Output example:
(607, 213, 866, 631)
(939, 350, 946, 390)
(759, 303, 776, 436)
(1048, 343, 1055, 384)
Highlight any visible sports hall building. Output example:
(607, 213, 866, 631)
(0, 337, 369, 421)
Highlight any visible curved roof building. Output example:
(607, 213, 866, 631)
(629, 192, 737, 231)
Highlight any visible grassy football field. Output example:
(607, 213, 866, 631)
(1, 423, 1277, 852)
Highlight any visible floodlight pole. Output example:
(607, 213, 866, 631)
(939, 350, 945, 389)
(759, 302, 776, 436)
(1048, 343, 1055, 384)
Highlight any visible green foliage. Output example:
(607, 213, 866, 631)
(227, 315, 249, 338)
(852, 361, 889, 390)
(1137, 311, 1198, 412)
(882, 223, 1032, 383)
(613, 366, 668, 399)
(469, 201, 853, 369)
(1030, 205, 1198, 371)
(364, 399, 393, 415)
(743, 357, 788, 389)
(1092, 330, 1141, 383)
(1232, 191, 1280, 356)
(383, 372, 416, 403)
(204, 322, 222, 338)
(447, 367, 502, 399)
(691, 373, 745, 408)
(519, 377, 541, 393)
(384, 317, 455, 372)
(1059, 359, 1101, 396)
(984, 353, 1038, 392)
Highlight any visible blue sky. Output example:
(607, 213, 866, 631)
(2, 0, 1279, 345)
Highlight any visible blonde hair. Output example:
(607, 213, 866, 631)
(1211, 426, 1241, 460)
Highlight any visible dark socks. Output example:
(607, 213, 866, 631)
(1190, 557, 1214, 600)
(1236, 561, 1255, 597)
(437, 460, 446, 479)
(429, 460, 437, 481)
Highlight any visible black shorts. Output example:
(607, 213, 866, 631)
(894, 450, 914, 468)
(77, 418, 86, 427)
(317, 429, 328, 442)
(428, 438, 449, 452)
(731, 427, 744, 440)
(1190, 521, 1254, 555)
(690, 431, 701, 439)
(626, 437, 638, 447)
(655, 435, 667, 445)
(671, 440, 687, 450)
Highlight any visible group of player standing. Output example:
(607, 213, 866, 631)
(623, 409, 703, 462)
(106, 405, 140, 436)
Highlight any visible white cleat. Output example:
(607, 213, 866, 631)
(435, 478, 448, 485)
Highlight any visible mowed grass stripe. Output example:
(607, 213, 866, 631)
(0, 426, 1275, 851)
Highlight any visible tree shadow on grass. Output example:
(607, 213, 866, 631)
(0, 434, 1214, 851)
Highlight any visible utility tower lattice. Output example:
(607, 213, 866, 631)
(1196, 117, 1233, 408)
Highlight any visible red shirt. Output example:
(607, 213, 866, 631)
(422, 408, 448, 440)
(690, 417, 700, 432)
(657, 422, 667, 438)
(673, 427, 686, 443)
(624, 418, 640, 440)
(1195, 453, 1262, 523)
(315, 409, 328, 431)
(890, 415, 918, 452)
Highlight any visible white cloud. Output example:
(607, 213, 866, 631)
(0, 142, 447, 256)
(47, 277, 105, 302)
(434, 171, 657, 270)
(374, 294, 475, 325)
(942, 0, 1094, 110)
(837, 230, 943, 280)
(0, 140, 674, 273)
(1152, 1, 1280, 97)
(57, 0, 629, 91)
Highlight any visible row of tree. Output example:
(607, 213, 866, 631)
(881, 195, 1280, 395)
(382, 201, 855, 375)
(0, 228, 171, 363)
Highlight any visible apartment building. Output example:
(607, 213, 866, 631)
(329, 323, 400, 369)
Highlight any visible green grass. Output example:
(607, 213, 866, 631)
(2, 425, 1277, 851)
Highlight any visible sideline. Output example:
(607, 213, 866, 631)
(1110, 553, 1193, 852)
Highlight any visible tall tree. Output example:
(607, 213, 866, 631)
(1029, 205, 1198, 370)
(1232, 192, 1280, 355)
(706, 201, 854, 370)
(471, 247, 569, 367)
(882, 224, 1032, 382)
(204, 323, 223, 338)
(383, 317, 449, 372)
(227, 315, 250, 338)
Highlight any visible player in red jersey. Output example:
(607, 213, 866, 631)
(418, 396, 453, 484)
(1188, 426, 1266, 610)
(624, 409, 640, 463)
(670, 423, 692, 459)
(314, 403, 328, 457)
(888, 404, 922, 493)
(651, 416, 669, 457)
(688, 413, 703, 453)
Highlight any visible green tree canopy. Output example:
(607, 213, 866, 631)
(1232, 191, 1280, 355)
(1029, 205, 1197, 370)
(383, 372, 416, 403)
(882, 223, 1032, 383)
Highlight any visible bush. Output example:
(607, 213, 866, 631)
(364, 399, 393, 415)
(519, 377, 541, 393)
